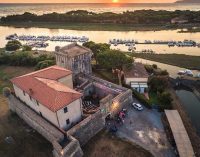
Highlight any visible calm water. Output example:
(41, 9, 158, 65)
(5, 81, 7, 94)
(0, 3, 200, 17)
(0, 26, 200, 56)
(176, 90, 200, 135)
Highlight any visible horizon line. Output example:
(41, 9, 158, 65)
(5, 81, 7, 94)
(0, 2, 178, 4)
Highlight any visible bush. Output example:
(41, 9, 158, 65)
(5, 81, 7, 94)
(5, 40, 22, 51)
(22, 45, 32, 51)
(35, 60, 56, 70)
(158, 92, 173, 110)
(148, 76, 169, 93)
(3, 87, 11, 97)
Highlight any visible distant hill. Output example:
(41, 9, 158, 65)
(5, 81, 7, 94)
(176, 0, 200, 3)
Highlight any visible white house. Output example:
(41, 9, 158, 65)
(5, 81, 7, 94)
(123, 63, 149, 93)
(11, 65, 83, 131)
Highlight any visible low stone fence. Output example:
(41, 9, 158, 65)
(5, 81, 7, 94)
(67, 109, 105, 146)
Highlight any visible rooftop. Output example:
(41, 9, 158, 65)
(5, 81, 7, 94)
(165, 110, 195, 157)
(56, 43, 92, 57)
(11, 66, 82, 112)
(123, 62, 149, 78)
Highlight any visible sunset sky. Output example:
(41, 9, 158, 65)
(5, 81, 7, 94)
(0, 0, 178, 3)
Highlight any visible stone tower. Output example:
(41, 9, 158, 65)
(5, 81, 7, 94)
(55, 43, 92, 75)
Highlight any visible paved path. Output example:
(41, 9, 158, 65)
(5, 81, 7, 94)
(116, 99, 176, 157)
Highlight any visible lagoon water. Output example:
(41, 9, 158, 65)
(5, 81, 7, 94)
(1, 26, 200, 56)
(0, 3, 200, 17)
(176, 90, 200, 135)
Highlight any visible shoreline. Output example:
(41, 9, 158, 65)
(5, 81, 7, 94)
(1, 22, 200, 32)
(129, 53, 200, 71)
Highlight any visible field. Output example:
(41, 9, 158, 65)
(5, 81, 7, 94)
(83, 130, 154, 157)
(130, 53, 200, 70)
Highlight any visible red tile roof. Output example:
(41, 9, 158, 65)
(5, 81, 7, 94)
(11, 66, 82, 112)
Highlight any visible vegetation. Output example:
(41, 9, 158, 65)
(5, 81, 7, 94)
(5, 40, 22, 51)
(22, 45, 32, 51)
(97, 50, 133, 70)
(148, 76, 172, 110)
(130, 53, 200, 70)
(2, 10, 200, 26)
(83, 41, 110, 64)
(0, 50, 55, 70)
(83, 41, 133, 70)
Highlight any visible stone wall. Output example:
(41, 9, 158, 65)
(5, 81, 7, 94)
(8, 95, 83, 157)
(67, 109, 106, 146)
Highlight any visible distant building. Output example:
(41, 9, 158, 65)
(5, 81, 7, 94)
(171, 17, 188, 24)
(123, 63, 149, 93)
(11, 66, 83, 131)
(55, 43, 92, 75)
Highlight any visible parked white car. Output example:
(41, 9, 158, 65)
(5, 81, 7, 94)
(132, 103, 143, 111)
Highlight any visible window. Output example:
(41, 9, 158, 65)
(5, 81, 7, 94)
(23, 91, 25, 96)
(64, 107, 68, 113)
(29, 95, 32, 101)
(66, 119, 70, 125)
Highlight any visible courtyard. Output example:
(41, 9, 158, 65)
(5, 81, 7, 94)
(116, 98, 176, 157)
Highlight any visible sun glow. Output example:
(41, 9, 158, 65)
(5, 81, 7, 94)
(112, 0, 119, 3)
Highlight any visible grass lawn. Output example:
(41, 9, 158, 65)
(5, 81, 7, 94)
(83, 129, 154, 157)
(129, 53, 200, 70)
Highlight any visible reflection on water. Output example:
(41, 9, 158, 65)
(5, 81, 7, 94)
(176, 90, 200, 136)
(0, 26, 200, 56)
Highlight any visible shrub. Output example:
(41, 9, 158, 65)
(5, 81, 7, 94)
(5, 40, 22, 51)
(22, 45, 32, 51)
(35, 60, 56, 70)
(3, 87, 11, 97)
(158, 92, 173, 110)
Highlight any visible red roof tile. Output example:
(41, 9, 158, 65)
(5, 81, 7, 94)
(11, 66, 82, 112)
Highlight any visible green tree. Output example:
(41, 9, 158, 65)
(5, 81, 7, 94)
(158, 92, 173, 109)
(97, 50, 133, 69)
(5, 40, 22, 51)
(83, 41, 110, 64)
(148, 76, 169, 93)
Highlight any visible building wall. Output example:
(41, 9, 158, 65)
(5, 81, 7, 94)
(125, 77, 148, 85)
(57, 99, 82, 131)
(14, 84, 59, 127)
(55, 52, 92, 75)
(58, 75, 73, 89)
(67, 110, 105, 146)
(8, 95, 83, 157)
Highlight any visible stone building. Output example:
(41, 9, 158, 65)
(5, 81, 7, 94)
(11, 65, 83, 131)
(55, 43, 92, 75)
(123, 62, 149, 93)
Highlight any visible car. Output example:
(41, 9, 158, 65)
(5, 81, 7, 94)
(132, 103, 143, 111)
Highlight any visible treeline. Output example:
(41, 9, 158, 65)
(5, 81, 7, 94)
(1, 10, 200, 25)
(0, 50, 55, 70)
